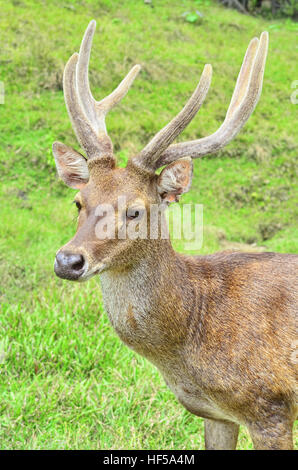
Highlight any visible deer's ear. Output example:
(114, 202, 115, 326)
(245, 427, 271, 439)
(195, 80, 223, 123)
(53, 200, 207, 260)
(157, 157, 193, 204)
(52, 142, 89, 189)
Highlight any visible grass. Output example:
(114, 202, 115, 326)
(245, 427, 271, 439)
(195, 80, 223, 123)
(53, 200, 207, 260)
(0, 0, 297, 449)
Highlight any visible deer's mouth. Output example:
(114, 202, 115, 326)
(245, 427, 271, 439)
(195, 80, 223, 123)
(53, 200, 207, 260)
(54, 253, 106, 282)
(76, 262, 106, 282)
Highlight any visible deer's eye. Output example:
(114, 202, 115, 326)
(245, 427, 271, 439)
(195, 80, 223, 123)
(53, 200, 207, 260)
(126, 209, 140, 220)
(74, 201, 82, 211)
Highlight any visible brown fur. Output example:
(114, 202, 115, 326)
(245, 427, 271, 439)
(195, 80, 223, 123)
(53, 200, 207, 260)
(55, 163, 297, 450)
(54, 23, 296, 449)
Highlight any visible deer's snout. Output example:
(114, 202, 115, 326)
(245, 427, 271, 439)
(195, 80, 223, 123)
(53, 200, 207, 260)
(54, 251, 86, 281)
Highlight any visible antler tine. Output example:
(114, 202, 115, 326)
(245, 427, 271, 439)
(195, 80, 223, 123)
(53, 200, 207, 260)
(76, 20, 98, 130)
(225, 36, 259, 120)
(132, 64, 212, 172)
(63, 53, 105, 159)
(154, 32, 269, 169)
(63, 20, 141, 160)
(77, 20, 141, 136)
(96, 65, 141, 119)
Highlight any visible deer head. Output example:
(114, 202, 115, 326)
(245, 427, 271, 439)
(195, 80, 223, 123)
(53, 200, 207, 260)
(53, 20, 268, 281)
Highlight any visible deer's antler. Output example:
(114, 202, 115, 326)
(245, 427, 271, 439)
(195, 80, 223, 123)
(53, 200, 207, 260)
(63, 20, 141, 160)
(131, 32, 268, 172)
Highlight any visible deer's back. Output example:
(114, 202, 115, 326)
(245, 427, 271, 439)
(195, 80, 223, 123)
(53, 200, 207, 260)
(186, 251, 297, 332)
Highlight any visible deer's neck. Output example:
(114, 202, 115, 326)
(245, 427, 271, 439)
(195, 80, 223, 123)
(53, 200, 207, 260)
(99, 240, 194, 362)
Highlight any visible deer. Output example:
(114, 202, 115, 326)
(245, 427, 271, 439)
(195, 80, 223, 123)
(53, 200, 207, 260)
(53, 21, 297, 450)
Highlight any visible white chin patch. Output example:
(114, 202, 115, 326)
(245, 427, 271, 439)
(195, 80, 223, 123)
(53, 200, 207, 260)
(78, 263, 106, 282)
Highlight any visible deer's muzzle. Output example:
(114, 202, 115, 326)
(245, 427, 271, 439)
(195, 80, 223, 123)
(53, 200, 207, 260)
(54, 251, 86, 281)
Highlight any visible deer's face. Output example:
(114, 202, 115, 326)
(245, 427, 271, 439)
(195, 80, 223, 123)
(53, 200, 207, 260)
(53, 20, 267, 280)
(53, 145, 193, 281)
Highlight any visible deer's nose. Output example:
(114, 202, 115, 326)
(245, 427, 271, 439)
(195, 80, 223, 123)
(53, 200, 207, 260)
(54, 251, 85, 280)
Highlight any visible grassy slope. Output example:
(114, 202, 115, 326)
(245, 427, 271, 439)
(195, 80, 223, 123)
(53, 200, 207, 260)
(0, 0, 297, 449)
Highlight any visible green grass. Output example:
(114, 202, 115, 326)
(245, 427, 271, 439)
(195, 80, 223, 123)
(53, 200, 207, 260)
(0, 0, 297, 449)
